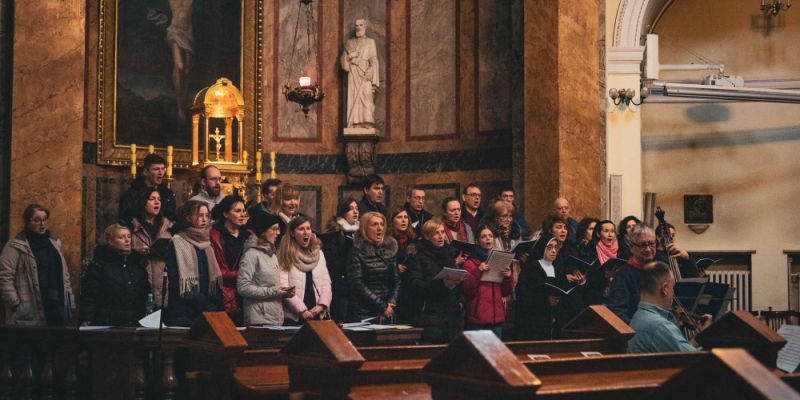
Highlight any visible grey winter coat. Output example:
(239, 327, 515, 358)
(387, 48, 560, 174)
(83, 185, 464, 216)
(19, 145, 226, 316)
(0, 231, 74, 325)
(237, 236, 284, 326)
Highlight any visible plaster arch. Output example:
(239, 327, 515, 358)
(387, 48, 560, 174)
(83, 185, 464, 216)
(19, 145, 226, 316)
(613, 0, 674, 47)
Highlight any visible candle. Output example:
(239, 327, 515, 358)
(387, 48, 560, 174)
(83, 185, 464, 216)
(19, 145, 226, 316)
(299, 76, 311, 88)
(270, 151, 276, 179)
(148, 145, 155, 154)
(242, 150, 248, 165)
(255, 152, 262, 182)
(166, 145, 174, 179)
(130, 144, 137, 178)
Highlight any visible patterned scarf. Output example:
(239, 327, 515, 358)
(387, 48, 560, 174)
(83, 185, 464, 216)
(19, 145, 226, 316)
(443, 219, 467, 242)
(595, 238, 619, 265)
(172, 227, 222, 297)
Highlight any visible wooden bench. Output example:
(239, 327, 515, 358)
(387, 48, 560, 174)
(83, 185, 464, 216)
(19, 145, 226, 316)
(183, 305, 633, 398)
(283, 327, 798, 400)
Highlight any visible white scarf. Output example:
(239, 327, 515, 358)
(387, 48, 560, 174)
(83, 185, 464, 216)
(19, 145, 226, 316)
(539, 259, 556, 278)
(336, 217, 359, 233)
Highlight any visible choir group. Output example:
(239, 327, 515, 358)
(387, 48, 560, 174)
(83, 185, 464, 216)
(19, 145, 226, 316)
(0, 154, 701, 345)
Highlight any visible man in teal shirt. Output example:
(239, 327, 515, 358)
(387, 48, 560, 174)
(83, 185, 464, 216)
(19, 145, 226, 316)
(628, 261, 712, 353)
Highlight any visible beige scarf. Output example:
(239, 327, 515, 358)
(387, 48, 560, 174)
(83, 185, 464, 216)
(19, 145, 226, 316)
(172, 227, 222, 297)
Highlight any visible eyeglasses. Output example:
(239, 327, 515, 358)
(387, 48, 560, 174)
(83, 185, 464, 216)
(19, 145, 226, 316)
(632, 241, 656, 248)
(30, 218, 48, 225)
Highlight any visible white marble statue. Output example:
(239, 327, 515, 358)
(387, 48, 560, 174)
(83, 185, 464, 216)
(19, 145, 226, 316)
(340, 19, 380, 129)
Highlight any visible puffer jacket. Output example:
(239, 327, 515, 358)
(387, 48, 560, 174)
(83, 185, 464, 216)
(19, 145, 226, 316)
(237, 236, 284, 326)
(0, 231, 74, 326)
(462, 255, 513, 326)
(80, 245, 151, 326)
(346, 234, 400, 322)
(407, 240, 464, 343)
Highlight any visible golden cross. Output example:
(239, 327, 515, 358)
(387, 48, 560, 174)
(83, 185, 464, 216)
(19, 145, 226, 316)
(210, 128, 225, 161)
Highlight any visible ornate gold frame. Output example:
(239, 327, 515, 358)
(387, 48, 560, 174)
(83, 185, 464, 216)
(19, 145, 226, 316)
(96, 0, 264, 169)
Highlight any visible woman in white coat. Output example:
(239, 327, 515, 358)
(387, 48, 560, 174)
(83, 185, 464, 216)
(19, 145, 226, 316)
(277, 216, 332, 324)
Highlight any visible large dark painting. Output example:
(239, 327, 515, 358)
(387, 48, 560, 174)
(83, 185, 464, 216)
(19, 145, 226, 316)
(116, 0, 241, 148)
(97, 0, 261, 168)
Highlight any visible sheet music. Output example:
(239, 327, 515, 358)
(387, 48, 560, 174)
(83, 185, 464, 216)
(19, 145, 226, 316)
(481, 250, 514, 283)
(79, 326, 112, 331)
(247, 325, 302, 331)
(777, 325, 800, 372)
(139, 310, 164, 328)
(433, 267, 468, 289)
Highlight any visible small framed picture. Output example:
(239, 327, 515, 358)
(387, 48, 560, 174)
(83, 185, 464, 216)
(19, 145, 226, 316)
(684, 195, 713, 224)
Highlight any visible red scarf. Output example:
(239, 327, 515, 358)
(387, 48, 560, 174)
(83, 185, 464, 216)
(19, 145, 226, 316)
(595, 239, 619, 265)
(394, 231, 411, 251)
(443, 219, 467, 242)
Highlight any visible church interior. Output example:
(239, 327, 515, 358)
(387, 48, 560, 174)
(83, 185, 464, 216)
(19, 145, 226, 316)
(1, 0, 800, 398)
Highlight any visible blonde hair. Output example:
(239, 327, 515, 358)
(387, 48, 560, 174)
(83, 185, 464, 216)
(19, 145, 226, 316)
(270, 183, 300, 215)
(103, 223, 130, 244)
(358, 212, 387, 242)
(277, 215, 319, 271)
(421, 218, 445, 241)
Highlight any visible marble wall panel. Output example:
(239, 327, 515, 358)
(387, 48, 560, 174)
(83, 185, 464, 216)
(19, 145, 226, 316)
(275, 0, 321, 140)
(10, 1, 85, 280)
(341, 0, 387, 136)
(478, 0, 512, 135)
(95, 177, 128, 243)
(408, 0, 457, 138)
(297, 185, 322, 230)
(0, 0, 10, 244)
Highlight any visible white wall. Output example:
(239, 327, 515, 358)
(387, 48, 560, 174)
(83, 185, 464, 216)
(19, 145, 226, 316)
(639, 0, 800, 309)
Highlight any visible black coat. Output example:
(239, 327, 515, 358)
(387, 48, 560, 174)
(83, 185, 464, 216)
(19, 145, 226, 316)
(403, 203, 433, 236)
(118, 177, 176, 225)
(515, 259, 564, 340)
(357, 196, 387, 217)
(407, 240, 464, 343)
(319, 224, 356, 322)
(346, 235, 401, 321)
(604, 262, 641, 324)
(80, 245, 151, 326)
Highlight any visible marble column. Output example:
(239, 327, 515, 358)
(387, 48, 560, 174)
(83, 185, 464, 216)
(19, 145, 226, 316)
(522, 0, 602, 225)
(9, 2, 85, 285)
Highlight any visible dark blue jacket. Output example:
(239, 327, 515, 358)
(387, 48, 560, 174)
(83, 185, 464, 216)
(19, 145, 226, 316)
(163, 243, 223, 327)
(604, 263, 641, 324)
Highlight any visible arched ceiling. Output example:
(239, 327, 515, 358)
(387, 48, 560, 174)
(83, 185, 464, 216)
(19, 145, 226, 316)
(613, 0, 675, 47)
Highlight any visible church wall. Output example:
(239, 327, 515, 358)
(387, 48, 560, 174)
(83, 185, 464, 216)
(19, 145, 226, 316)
(77, 0, 520, 258)
(8, 1, 85, 281)
(640, 0, 800, 310)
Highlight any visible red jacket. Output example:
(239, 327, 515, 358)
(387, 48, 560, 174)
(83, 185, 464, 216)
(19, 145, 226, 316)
(209, 227, 240, 315)
(462, 256, 514, 325)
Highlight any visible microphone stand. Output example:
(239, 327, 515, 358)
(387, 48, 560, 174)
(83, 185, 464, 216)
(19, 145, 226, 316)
(155, 266, 168, 397)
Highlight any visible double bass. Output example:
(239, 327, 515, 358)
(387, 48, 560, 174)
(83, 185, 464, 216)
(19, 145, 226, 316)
(655, 207, 706, 336)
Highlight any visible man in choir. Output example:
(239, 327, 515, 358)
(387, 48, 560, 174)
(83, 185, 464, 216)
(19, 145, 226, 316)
(357, 174, 386, 216)
(499, 186, 532, 239)
(553, 197, 579, 244)
(190, 165, 225, 211)
(119, 154, 176, 224)
(461, 183, 484, 236)
(247, 178, 282, 218)
(404, 186, 432, 236)
(628, 261, 711, 353)
(605, 224, 656, 323)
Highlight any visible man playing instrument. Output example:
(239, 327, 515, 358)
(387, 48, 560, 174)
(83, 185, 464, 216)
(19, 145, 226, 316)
(628, 261, 712, 353)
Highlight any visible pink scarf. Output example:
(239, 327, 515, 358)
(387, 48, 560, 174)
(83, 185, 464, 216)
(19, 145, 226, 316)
(595, 239, 619, 265)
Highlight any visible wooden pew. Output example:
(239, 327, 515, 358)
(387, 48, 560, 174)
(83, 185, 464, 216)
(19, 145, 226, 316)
(418, 331, 800, 400)
(235, 305, 633, 397)
(283, 316, 796, 399)
(695, 309, 786, 366)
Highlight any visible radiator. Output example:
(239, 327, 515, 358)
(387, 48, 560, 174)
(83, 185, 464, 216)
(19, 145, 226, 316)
(706, 270, 752, 312)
